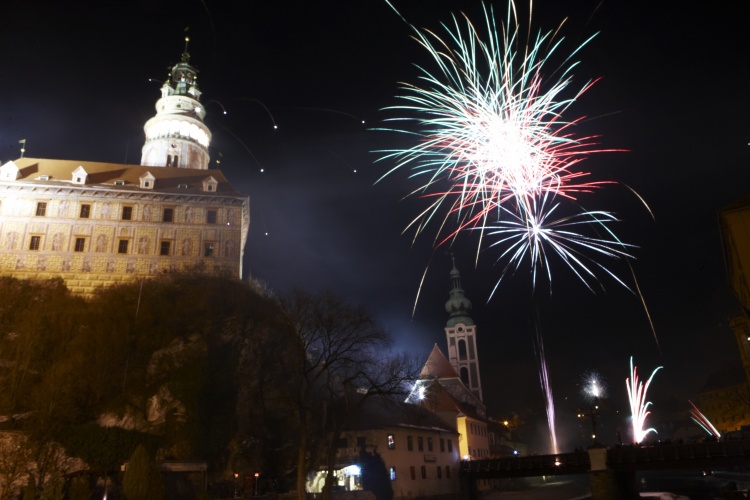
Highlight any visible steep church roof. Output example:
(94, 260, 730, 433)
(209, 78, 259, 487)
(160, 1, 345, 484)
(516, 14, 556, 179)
(419, 344, 460, 379)
(411, 344, 486, 421)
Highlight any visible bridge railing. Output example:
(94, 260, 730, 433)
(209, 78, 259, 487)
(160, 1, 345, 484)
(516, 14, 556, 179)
(460, 439, 750, 478)
(607, 440, 750, 468)
(461, 451, 590, 478)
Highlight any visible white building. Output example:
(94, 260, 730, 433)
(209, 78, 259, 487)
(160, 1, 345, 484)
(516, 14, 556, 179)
(306, 397, 460, 500)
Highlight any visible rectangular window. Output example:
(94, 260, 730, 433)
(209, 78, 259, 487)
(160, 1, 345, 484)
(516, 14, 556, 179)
(447, 439, 453, 453)
(79, 204, 91, 218)
(437, 466, 442, 479)
(160, 241, 171, 256)
(389, 467, 396, 481)
(35, 202, 47, 216)
(29, 236, 41, 250)
(418, 437, 423, 452)
(440, 438, 445, 452)
(118, 239, 129, 254)
(206, 209, 217, 224)
(121, 206, 133, 220)
(387, 434, 395, 449)
(410, 466, 416, 480)
(407, 436, 413, 451)
(163, 207, 174, 222)
(74, 237, 86, 252)
(427, 437, 433, 452)
(204, 243, 214, 257)
(420, 466, 426, 479)
(445, 466, 450, 479)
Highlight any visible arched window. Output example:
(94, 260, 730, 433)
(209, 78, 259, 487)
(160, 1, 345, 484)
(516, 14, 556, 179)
(458, 339, 467, 360)
(460, 367, 470, 385)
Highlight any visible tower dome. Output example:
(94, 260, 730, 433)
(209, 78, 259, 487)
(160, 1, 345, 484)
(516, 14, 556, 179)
(141, 37, 212, 170)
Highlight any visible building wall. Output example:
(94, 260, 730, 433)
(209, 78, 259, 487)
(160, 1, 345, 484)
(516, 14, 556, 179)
(699, 383, 750, 433)
(456, 416, 490, 460)
(0, 183, 247, 295)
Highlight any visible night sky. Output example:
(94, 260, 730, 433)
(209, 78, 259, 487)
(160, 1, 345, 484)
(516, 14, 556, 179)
(2, 0, 750, 449)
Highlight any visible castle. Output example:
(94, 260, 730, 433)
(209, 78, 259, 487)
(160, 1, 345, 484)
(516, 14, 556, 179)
(0, 39, 249, 295)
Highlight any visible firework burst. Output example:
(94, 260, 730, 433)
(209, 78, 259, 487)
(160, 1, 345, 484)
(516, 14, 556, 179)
(626, 357, 662, 444)
(379, 1, 636, 291)
(581, 370, 606, 403)
(689, 400, 720, 439)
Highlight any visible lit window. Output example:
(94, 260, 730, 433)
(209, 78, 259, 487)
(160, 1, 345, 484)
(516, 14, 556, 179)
(74, 238, 85, 252)
(206, 209, 217, 224)
(29, 236, 41, 250)
(35, 202, 47, 216)
(163, 208, 173, 222)
(389, 467, 396, 481)
(118, 240, 129, 254)
(387, 434, 395, 449)
(160, 241, 171, 256)
(121, 206, 133, 220)
(79, 204, 91, 218)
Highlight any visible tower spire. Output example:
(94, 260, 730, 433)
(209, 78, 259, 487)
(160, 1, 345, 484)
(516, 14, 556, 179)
(445, 253, 474, 327)
(443, 257, 483, 401)
(140, 36, 211, 170)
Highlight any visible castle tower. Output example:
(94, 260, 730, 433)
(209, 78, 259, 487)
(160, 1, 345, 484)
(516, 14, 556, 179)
(444, 257, 483, 401)
(141, 37, 212, 170)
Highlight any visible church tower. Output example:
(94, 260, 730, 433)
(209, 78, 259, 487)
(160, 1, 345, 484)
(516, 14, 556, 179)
(141, 37, 212, 170)
(444, 258, 483, 402)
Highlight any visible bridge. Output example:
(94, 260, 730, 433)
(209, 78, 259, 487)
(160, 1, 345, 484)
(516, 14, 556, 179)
(460, 440, 750, 499)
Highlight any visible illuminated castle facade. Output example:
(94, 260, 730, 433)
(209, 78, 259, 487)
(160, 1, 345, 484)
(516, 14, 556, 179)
(0, 41, 249, 295)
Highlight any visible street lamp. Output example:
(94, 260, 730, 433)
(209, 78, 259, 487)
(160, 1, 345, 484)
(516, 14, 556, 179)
(254, 472, 260, 496)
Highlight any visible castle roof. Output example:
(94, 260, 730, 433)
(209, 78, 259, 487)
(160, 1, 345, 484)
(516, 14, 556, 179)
(2, 158, 243, 196)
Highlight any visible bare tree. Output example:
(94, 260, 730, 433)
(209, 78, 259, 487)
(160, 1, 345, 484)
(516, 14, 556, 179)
(280, 289, 419, 500)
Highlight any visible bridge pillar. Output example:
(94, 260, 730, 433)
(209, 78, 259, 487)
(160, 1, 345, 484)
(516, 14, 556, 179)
(588, 447, 638, 500)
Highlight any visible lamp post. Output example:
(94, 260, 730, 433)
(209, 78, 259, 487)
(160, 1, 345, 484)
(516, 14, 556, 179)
(254, 472, 259, 496)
